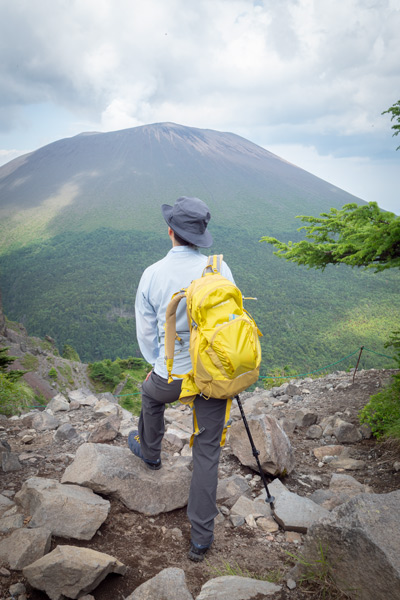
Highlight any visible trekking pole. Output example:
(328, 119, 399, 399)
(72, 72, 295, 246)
(235, 395, 275, 508)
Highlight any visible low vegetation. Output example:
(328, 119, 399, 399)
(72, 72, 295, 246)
(0, 347, 33, 416)
(88, 356, 150, 415)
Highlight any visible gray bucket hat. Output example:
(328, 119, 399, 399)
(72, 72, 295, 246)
(161, 196, 213, 248)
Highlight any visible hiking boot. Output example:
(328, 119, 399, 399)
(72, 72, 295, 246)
(128, 431, 162, 470)
(188, 541, 211, 562)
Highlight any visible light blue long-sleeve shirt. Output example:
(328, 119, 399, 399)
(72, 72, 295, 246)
(135, 245, 235, 379)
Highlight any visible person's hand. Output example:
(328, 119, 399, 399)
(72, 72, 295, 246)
(145, 370, 153, 381)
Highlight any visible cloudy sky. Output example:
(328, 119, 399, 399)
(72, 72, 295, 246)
(0, 0, 399, 213)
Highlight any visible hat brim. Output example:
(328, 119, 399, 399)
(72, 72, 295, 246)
(161, 204, 213, 248)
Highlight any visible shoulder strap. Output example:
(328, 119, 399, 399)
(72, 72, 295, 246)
(164, 291, 186, 383)
(203, 254, 223, 276)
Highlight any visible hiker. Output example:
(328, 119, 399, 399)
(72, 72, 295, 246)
(129, 196, 235, 562)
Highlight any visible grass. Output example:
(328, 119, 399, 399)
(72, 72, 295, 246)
(206, 559, 284, 585)
(20, 353, 39, 371)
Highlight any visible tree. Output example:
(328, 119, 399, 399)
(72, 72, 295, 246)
(382, 99, 400, 150)
(260, 202, 400, 272)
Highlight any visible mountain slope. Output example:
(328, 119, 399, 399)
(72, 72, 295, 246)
(0, 123, 398, 371)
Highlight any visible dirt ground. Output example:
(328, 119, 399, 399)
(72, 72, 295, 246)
(1, 369, 399, 600)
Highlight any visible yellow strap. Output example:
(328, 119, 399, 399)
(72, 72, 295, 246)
(220, 397, 233, 447)
(189, 396, 233, 448)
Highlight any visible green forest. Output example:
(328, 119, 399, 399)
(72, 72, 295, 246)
(1, 223, 399, 375)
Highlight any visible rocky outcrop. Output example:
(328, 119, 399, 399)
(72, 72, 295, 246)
(300, 490, 400, 599)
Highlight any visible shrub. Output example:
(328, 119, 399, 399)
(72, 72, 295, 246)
(0, 373, 34, 416)
(48, 367, 58, 380)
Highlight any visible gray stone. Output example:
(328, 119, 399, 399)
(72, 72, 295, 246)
(0, 512, 24, 533)
(2, 451, 22, 472)
(88, 416, 120, 443)
(313, 445, 348, 461)
(9, 582, 27, 596)
(301, 490, 400, 600)
(23, 545, 126, 600)
(54, 423, 81, 442)
(0, 527, 52, 570)
(333, 419, 362, 443)
(32, 412, 59, 432)
(230, 514, 245, 527)
(263, 479, 330, 533)
(229, 415, 295, 476)
(125, 567, 193, 599)
(15, 477, 110, 540)
(216, 475, 251, 508)
(0, 494, 14, 516)
(46, 394, 70, 413)
(285, 384, 301, 396)
(230, 494, 272, 519)
(196, 575, 281, 599)
(93, 399, 120, 417)
(294, 410, 318, 428)
(306, 425, 323, 439)
(62, 443, 192, 515)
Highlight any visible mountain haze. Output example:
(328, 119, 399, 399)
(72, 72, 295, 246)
(0, 123, 398, 372)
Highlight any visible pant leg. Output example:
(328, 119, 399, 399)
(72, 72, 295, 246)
(187, 395, 227, 546)
(138, 371, 182, 461)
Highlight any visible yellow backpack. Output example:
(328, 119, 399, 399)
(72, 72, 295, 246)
(164, 254, 262, 446)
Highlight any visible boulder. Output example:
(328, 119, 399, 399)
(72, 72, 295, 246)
(125, 567, 193, 600)
(229, 415, 295, 476)
(46, 394, 70, 413)
(260, 478, 330, 533)
(61, 443, 192, 515)
(0, 527, 52, 570)
(196, 576, 281, 599)
(15, 477, 110, 540)
(23, 545, 126, 600)
(300, 490, 400, 600)
(32, 412, 59, 432)
(216, 475, 251, 508)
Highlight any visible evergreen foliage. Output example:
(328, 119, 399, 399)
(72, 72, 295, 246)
(62, 344, 80, 361)
(382, 99, 400, 150)
(261, 202, 400, 272)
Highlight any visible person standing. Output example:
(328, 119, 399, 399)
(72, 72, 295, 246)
(129, 196, 234, 561)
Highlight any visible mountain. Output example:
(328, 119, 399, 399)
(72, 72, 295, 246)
(0, 123, 399, 372)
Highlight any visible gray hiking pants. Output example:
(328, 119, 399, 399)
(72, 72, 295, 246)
(138, 371, 227, 546)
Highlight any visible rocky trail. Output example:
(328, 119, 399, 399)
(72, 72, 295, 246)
(1, 368, 400, 600)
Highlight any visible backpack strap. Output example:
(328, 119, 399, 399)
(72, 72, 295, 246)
(203, 254, 223, 275)
(188, 396, 233, 448)
(164, 291, 186, 383)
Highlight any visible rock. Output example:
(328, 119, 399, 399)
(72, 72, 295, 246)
(330, 456, 366, 470)
(229, 415, 295, 476)
(301, 490, 400, 600)
(333, 419, 362, 443)
(0, 527, 52, 569)
(196, 575, 281, 599)
(9, 582, 27, 596)
(217, 475, 251, 508)
(32, 412, 59, 432)
(2, 451, 22, 472)
(309, 474, 369, 510)
(261, 479, 330, 533)
(313, 445, 348, 461)
(294, 410, 318, 428)
(88, 416, 120, 443)
(230, 514, 245, 527)
(23, 545, 126, 600)
(15, 477, 110, 540)
(54, 423, 81, 443)
(125, 567, 193, 599)
(231, 494, 273, 520)
(306, 425, 323, 439)
(46, 394, 70, 413)
(0, 494, 14, 516)
(0, 512, 24, 533)
(285, 384, 301, 396)
(257, 516, 279, 533)
(62, 443, 192, 515)
(93, 399, 120, 417)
